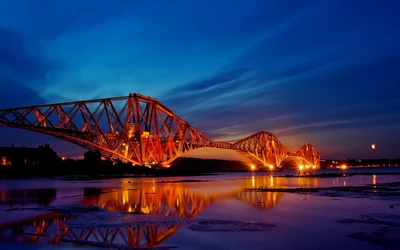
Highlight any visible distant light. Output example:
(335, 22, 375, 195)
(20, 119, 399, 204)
(166, 164, 170, 168)
(269, 165, 274, 170)
(371, 144, 376, 150)
(312, 165, 316, 169)
(299, 165, 304, 170)
(341, 165, 347, 170)
(305, 165, 310, 169)
(61, 157, 66, 160)
(250, 165, 256, 171)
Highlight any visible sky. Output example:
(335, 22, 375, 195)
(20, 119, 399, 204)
(0, 0, 399, 160)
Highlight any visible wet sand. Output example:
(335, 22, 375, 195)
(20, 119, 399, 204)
(0, 170, 399, 249)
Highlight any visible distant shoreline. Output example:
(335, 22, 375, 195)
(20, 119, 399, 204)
(1, 166, 400, 180)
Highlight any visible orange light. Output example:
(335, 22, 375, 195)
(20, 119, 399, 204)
(306, 165, 310, 169)
(312, 165, 316, 169)
(61, 157, 66, 160)
(250, 165, 256, 171)
(299, 165, 304, 170)
(269, 165, 274, 170)
(341, 165, 347, 170)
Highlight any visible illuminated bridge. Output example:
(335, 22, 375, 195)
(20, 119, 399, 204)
(0, 184, 284, 248)
(0, 93, 320, 169)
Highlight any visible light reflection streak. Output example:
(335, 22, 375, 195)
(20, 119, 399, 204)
(4, 171, 393, 249)
(0, 184, 284, 248)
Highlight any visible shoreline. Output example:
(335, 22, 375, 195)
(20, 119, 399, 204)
(1, 168, 400, 180)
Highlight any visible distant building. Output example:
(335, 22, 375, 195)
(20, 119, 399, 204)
(0, 144, 60, 167)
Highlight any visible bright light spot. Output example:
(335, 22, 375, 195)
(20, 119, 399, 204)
(250, 165, 256, 171)
(166, 164, 170, 168)
(269, 165, 274, 170)
(341, 165, 347, 170)
(61, 157, 66, 160)
(312, 165, 316, 169)
(305, 165, 310, 169)
(299, 165, 304, 170)
(371, 144, 376, 150)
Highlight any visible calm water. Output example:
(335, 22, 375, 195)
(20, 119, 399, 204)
(0, 168, 399, 250)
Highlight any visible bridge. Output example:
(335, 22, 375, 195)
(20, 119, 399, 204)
(0, 93, 320, 169)
(0, 183, 284, 248)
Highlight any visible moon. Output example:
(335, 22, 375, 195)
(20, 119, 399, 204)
(371, 144, 376, 150)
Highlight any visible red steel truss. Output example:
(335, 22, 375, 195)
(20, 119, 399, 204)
(0, 213, 179, 248)
(295, 143, 321, 168)
(213, 141, 234, 149)
(0, 185, 283, 248)
(232, 131, 288, 168)
(0, 93, 320, 167)
(0, 93, 213, 166)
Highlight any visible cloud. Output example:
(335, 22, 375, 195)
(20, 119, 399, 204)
(0, 0, 140, 40)
(0, 27, 56, 108)
(162, 69, 263, 115)
(1, 0, 400, 159)
(174, 68, 248, 92)
(0, 77, 45, 109)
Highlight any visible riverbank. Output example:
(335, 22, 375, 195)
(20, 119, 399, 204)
(1, 173, 400, 250)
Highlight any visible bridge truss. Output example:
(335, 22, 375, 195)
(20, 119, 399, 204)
(296, 143, 321, 168)
(0, 93, 320, 168)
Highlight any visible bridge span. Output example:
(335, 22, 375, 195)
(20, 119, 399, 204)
(0, 93, 320, 169)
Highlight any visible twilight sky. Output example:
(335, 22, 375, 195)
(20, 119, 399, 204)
(0, 0, 399, 159)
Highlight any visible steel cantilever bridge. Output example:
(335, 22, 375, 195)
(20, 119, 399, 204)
(0, 93, 320, 169)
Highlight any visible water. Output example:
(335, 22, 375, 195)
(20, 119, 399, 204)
(0, 168, 399, 249)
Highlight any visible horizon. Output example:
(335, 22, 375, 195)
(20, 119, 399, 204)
(1, 143, 398, 162)
(1, 0, 399, 160)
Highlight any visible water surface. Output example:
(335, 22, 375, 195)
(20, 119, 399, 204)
(0, 168, 399, 249)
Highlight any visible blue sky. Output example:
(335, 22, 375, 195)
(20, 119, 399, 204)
(0, 0, 399, 159)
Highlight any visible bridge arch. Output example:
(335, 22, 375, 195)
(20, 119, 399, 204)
(0, 93, 320, 168)
(0, 94, 212, 166)
(295, 143, 321, 168)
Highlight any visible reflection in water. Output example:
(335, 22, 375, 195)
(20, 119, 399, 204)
(0, 189, 56, 207)
(0, 212, 178, 248)
(0, 184, 283, 248)
(84, 185, 285, 215)
(238, 191, 283, 210)
(84, 187, 216, 218)
(244, 175, 321, 189)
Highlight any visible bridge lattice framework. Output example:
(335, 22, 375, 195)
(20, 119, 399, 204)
(0, 93, 320, 168)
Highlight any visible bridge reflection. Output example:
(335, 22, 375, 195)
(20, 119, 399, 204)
(0, 182, 286, 248)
